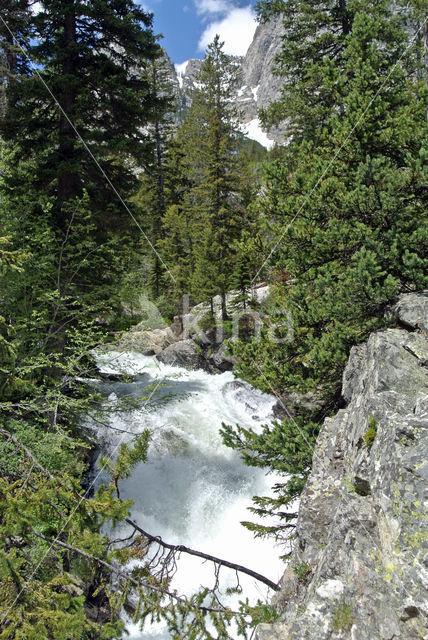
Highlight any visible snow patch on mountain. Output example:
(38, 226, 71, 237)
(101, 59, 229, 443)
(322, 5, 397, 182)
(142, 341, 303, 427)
(244, 119, 274, 149)
(175, 61, 189, 89)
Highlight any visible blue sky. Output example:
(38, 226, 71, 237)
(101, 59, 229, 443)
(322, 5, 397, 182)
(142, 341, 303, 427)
(141, 0, 258, 64)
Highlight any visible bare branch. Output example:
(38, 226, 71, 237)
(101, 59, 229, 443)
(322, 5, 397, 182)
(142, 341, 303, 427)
(125, 518, 280, 592)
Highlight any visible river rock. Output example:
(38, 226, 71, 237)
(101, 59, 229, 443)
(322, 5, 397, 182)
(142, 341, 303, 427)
(257, 291, 428, 640)
(207, 343, 236, 372)
(156, 339, 203, 369)
(116, 326, 176, 355)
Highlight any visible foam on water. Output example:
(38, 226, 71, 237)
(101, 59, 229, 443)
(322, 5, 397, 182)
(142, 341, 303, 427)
(92, 350, 284, 639)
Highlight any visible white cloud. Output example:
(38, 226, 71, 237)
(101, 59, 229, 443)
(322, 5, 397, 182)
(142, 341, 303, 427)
(194, 0, 230, 16)
(198, 6, 257, 57)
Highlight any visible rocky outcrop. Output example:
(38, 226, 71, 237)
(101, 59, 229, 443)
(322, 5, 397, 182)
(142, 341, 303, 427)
(238, 15, 286, 142)
(257, 292, 428, 640)
(240, 15, 283, 104)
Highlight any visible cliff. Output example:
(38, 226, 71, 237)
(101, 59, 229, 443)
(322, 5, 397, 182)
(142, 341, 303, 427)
(257, 292, 428, 640)
(172, 17, 285, 146)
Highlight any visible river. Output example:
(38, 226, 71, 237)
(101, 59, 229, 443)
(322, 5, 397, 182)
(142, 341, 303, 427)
(90, 350, 283, 639)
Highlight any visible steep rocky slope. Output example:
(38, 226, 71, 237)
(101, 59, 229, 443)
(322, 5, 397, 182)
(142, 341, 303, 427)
(173, 16, 285, 146)
(237, 14, 285, 143)
(257, 292, 428, 640)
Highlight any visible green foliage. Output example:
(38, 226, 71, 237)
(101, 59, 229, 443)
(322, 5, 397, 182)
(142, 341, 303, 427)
(332, 600, 354, 631)
(100, 430, 151, 486)
(221, 416, 318, 538)
(233, 0, 428, 400)
(158, 36, 266, 317)
(362, 416, 378, 449)
(132, 51, 178, 300)
(257, 0, 355, 139)
(0, 412, 126, 638)
(1, 0, 160, 229)
(293, 561, 311, 582)
(231, 231, 266, 310)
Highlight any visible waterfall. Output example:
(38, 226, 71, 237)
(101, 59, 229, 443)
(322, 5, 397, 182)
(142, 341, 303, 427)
(90, 350, 283, 639)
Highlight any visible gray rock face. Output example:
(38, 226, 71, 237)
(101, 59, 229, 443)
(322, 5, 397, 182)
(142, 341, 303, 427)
(115, 327, 175, 355)
(156, 339, 202, 369)
(239, 14, 286, 140)
(171, 18, 285, 145)
(257, 292, 428, 640)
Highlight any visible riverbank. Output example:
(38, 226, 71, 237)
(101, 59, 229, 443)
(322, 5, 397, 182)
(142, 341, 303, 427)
(114, 285, 271, 374)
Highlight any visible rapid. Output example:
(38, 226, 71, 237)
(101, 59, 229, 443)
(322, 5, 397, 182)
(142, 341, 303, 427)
(90, 350, 283, 639)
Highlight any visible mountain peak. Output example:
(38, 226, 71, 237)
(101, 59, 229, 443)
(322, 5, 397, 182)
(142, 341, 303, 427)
(168, 18, 285, 148)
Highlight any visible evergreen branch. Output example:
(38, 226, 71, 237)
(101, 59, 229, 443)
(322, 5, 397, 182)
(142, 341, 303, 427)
(32, 532, 240, 615)
(0, 427, 57, 482)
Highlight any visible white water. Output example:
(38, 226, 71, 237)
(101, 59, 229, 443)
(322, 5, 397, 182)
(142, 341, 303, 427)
(91, 350, 284, 639)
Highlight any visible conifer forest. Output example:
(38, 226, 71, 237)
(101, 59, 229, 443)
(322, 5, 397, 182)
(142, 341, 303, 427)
(0, 1, 427, 638)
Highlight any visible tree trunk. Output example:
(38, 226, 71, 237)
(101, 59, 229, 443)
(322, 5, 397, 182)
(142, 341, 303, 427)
(57, 9, 78, 227)
(221, 290, 228, 321)
(338, 0, 351, 36)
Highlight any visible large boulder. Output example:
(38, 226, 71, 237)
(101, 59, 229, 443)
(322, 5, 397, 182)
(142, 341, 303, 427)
(156, 339, 203, 369)
(115, 327, 176, 355)
(257, 292, 428, 640)
(392, 290, 428, 336)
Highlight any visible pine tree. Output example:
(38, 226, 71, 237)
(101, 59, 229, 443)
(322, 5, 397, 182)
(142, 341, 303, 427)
(174, 36, 247, 319)
(0, 0, 161, 358)
(1, 0, 159, 232)
(256, 0, 425, 140)
(0, 0, 31, 117)
(133, 51, 177, 300)
(256, 0, 355, 139)
(235, 0, 428, 400)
